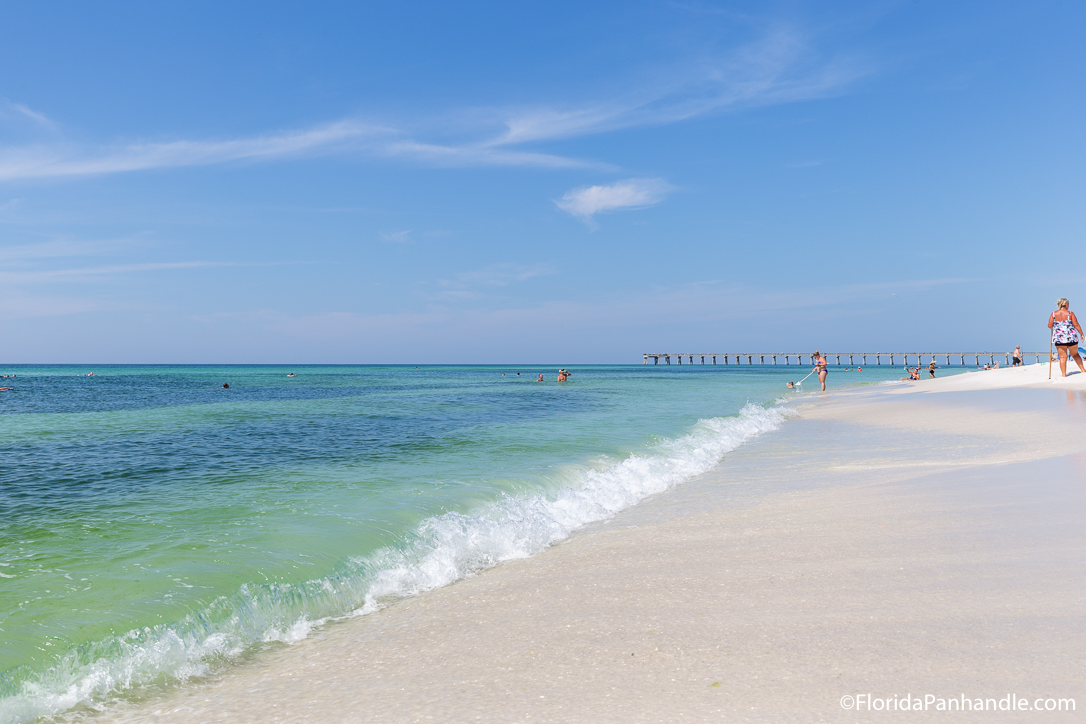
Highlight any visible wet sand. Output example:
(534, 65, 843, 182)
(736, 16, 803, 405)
(101, 367, 1086, 723)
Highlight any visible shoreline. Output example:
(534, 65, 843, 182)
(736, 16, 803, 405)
(94, 366, 1086, 722)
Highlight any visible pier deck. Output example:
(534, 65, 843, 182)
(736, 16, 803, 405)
(642, 352, 1046, 366)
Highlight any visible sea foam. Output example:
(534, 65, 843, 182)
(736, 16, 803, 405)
(0, 402, 792, 724)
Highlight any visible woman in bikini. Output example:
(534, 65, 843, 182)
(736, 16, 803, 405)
(812, 350, 828, 391)
(1048, 298, 1086, 378)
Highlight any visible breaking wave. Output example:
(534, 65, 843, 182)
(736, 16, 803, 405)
(0, 402, 793, 724)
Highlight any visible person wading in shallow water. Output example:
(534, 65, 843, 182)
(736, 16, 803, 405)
(1048, 298, 1086, 378)
(812, 351, 828, 391)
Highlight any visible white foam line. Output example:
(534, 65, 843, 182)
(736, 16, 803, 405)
(0, 403, 793, 724)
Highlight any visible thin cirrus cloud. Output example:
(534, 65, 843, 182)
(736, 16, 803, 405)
(0, 261, 243, 284)
(431, 263, 556, 300)
(443, 262, 556, 288)
(0, 26, 866, 182)
(0, 121, 385, 182)
(380, 230, 413, 244)
(0, 97, 58, 130)
(555, 178, 673, 223)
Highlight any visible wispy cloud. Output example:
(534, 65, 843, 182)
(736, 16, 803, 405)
(442, 262, 556, 288)
(0, 98, 58, 131)
(483, 28, 866, 146)
(0, 261, 242, 284)
(0, 121, 384, 182)
(380, 140, 601, 169)
(380, 229, 413, 244)
(431, 262, 556, 300)
(11, 103, 57, 130)
(0, 26, 867, 182)
(0, 236, 143, 263)
(556, 178, 672, 224)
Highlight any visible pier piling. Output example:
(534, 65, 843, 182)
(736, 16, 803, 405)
(642, 351, 1042, 368)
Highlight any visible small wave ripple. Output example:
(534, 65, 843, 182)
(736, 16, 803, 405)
(0, 402, 792, 724)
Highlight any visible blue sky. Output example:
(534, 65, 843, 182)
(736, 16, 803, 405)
(1, 1, 1083, 363)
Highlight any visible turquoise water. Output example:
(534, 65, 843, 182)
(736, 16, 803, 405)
(0, 363, 937, 722)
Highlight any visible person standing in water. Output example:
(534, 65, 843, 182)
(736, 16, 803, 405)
(812, 351, 828, 391)
(1048, 298, 1086, 377)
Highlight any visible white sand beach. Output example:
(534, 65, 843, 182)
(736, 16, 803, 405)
(100, 366, 1086, 723)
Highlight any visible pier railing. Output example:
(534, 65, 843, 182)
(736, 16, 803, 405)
(642, 352, 1047, 366)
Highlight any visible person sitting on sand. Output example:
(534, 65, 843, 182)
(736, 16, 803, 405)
(1048, 297, 1086, 377)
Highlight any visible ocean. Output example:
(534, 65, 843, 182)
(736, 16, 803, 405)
(0, 363, 943, 723)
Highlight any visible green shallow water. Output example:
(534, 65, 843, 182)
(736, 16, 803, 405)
(0, 363, 958, 722)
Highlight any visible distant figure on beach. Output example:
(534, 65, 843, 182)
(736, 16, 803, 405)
(1048, 298, 1086, 377)
(928, 361, 938, 378)
(222, 383, 229, 389)
(812, 351, 828, 391)
(1012, 346, 1023, 367)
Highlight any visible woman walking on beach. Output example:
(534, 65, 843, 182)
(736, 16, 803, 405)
(1048, 298, 1086, 377)
(812, 351, 828, 391)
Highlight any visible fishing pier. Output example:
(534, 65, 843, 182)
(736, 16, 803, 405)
(642, 352, 1046, 366)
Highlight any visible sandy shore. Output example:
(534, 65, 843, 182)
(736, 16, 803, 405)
(99, 366, 1086, 723)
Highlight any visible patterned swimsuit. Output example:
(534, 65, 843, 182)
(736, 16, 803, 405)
(1052, 317, 1081, 345)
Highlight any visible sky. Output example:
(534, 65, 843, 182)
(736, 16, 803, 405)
(1, 1, 1084, 363)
